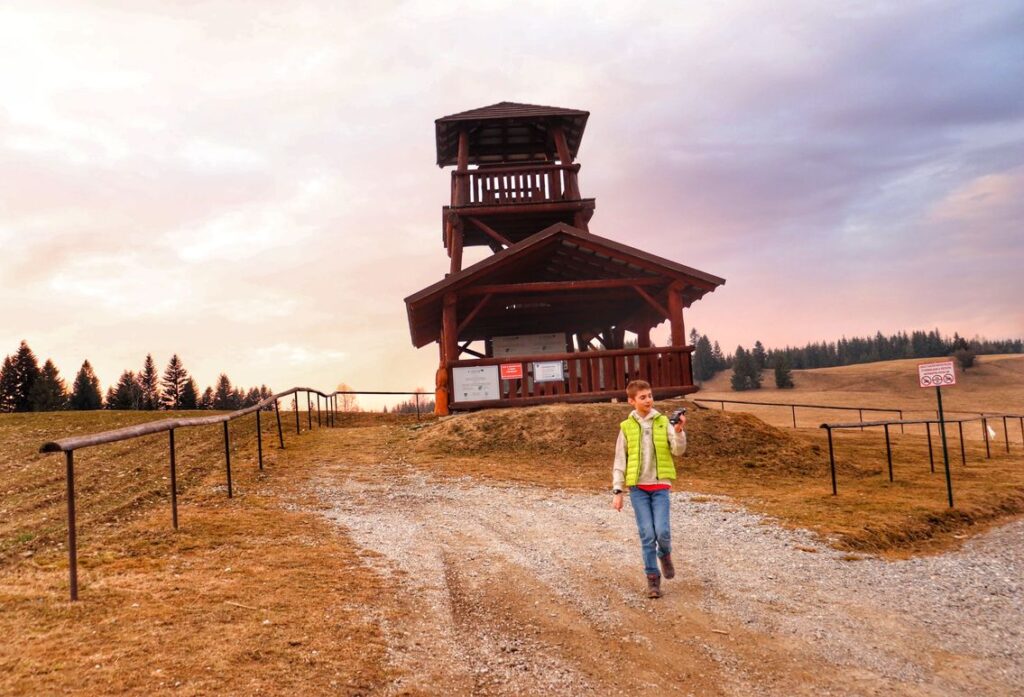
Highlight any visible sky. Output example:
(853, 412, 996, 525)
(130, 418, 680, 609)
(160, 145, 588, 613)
(2, 1, 1022, 409)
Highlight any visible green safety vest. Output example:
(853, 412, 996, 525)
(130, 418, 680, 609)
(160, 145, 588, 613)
(620, 413, 676, 486)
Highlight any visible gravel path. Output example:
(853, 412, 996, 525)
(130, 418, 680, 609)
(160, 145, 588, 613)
(316, 462, 1023, 696)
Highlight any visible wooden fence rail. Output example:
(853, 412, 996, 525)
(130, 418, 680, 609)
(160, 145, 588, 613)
(38, 387, 425, 601)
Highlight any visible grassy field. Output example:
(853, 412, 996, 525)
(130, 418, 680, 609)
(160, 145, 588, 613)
(0, 410, 421, 694)
(1, 356, 1022, 692)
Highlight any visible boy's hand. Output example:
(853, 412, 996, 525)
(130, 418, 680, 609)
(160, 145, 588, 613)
(674, 415, 686, 432)
(612, 493, 624, 512)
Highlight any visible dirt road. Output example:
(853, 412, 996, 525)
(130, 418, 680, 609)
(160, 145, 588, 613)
(310, 426, 1023, 696)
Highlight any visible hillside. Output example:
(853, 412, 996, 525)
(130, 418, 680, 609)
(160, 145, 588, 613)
(699, 352, 1024, 409)
(694, 353, 1024, 427)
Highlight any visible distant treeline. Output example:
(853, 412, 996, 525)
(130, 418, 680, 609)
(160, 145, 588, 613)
(690, 328, 1023, 391)
(0, 340, 272, 413)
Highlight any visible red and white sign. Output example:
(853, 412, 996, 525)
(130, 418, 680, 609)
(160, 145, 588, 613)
(499, 363, 524, 380)
(918, 361, 956, 388)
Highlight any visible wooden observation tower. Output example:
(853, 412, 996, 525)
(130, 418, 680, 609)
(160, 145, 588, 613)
(405, 102, 725, 414)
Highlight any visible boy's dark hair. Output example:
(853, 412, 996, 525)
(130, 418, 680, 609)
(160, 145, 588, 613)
(626, 380, 651, 398)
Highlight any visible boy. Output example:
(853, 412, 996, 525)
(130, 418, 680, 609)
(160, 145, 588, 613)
(611, 380, 687, 598)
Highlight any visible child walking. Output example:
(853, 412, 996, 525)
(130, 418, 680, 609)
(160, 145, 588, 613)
(611, 380, 687, 598)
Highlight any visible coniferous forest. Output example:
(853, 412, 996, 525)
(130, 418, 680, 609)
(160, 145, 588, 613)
(689, 328, 1022, 391)
(0, 340, 273, 412)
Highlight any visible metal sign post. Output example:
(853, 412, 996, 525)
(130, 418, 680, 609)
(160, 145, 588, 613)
(919, 361, 956, 508)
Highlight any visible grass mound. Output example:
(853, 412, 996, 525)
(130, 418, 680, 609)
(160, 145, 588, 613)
(412, 400, 824, 477)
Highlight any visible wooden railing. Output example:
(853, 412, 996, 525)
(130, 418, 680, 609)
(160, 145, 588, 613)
(451, 163, 581, 207)
(448, 346, 693, 405)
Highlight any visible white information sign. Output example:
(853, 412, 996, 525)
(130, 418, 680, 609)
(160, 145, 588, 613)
(452, 365, 500, 402)
(533, 360, 565, 383)
(492, 333, 564, 358)
(918, 361, 956, 388)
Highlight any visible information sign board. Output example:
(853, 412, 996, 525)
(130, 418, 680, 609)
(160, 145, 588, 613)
(492, 333, 564, 357)
(533, 361, 564, 383)
(918, 361, 956, 388)
(452, 365, 500, 402)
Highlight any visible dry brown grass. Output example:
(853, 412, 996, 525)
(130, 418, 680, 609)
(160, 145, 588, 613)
(0, 411, 425, 695)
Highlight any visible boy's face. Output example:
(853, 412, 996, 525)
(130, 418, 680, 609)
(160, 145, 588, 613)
(628, 388, 654, 416)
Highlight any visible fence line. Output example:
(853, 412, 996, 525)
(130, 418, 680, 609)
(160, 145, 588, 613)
(819, 413, 1024, 506)
(38, 387, 426, 601)
(692, 397, 905, 430)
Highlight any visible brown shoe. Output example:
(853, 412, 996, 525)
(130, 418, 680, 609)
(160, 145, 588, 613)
(646, 573, 662, 598)
(659, 553, 675, 580)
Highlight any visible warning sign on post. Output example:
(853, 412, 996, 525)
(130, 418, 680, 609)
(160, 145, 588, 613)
(918, 361, 956, 388)
(499, 363, 524, 380)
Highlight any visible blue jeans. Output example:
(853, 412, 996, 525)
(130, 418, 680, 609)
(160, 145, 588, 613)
(629, 487, 671, 576)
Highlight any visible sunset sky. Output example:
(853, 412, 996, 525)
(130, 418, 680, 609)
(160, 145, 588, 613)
(2, 1, 1022, 408)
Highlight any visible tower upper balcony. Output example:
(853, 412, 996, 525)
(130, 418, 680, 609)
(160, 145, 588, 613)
(436, 102, 592, 210)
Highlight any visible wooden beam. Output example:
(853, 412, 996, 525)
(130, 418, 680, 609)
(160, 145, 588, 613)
(632, 285, 669, 318)
(449, 221, 464, 274)
(551, 125, 580, 199)
(442, 293, 458, 365)
(464, 277, 663, 296)
(456, 130, 470, 205)
(465, 216, 512, 248)
(457, 293, 492, 334)
(667, 282, 685, 348)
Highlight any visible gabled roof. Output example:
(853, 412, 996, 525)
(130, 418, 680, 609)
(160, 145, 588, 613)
(404, 223, 725, 348)
(435, 101, 589, 167)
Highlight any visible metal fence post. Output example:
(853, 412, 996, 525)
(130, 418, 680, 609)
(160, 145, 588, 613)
(169, 430, 178, 529)
(293, 393, 300, 434)
(274, 399, 285, 449)
(307, 392, 313, 430)
(926, 421, 934, 473)
(858, 408, 864, 431)
(826, 426, 837, 496)
(791, 405, 796, 428)
(316, 394, 322, 427)
(415, 392, 421, 421)
(983, 417, 991, 458)
(223, 421, 233, 498)
(256, 409, 263, 471)
(65, 450, 79, 601)
(1003, 416, 1010, 453)
(899, 409, 904, 434)
(884, 423, 893, 482)
(958, 421, 966, 466)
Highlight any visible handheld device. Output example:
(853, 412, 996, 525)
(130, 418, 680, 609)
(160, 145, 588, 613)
(669, 408, 687, 425)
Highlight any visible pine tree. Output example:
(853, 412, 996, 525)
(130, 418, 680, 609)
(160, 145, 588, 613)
(752, 341, 767, 371)
(773, 353, 794, 388)
(243, 387, 261, 407)
(711, 341, 726, 372)
(213, 374, 235, 410)
(10, 341, 41, 412)
(731, 347, 753, 391)
(160, 354, 189, 410)
(693, 334, 715, 382)
(69, 361, 103, 410)
(139, 354, 161, 410)
(180, 378, 199, 409)
(0, 355, 17, 413)
(730, 346, 762, 391)
(29, 359, 68, 411)
(108, 370, 143, 410)
(200, 386, 214, 410)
